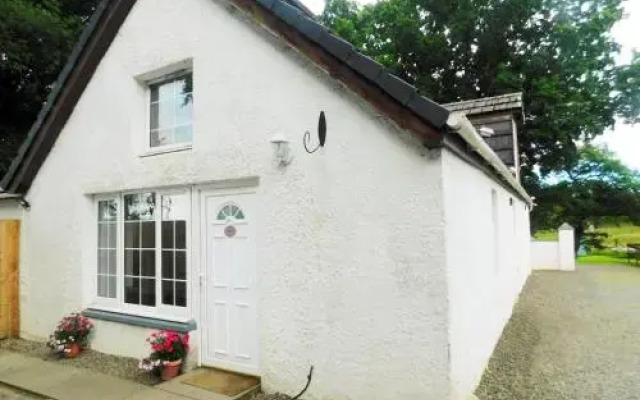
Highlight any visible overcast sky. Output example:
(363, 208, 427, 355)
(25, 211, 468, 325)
(302, 0, 640, 170)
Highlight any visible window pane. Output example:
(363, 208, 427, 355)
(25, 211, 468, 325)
(158, 80, 175, 100)
(162, 280, 174, 305)
(98, 200, 117, 221)
(125, 277, 140, 304)
(98, 224, 109, 248)
(176, 281, 186, 307)
(175, 220, 186, 249)
(138, 193, 156, 220)
(124, 194, 139, 221)
(157, 101, 173, 129)
(98, 250, 108, 274)
(98, 275, 108, 297)
(125, 250, 140, 276)
(108, 249, 117, 275)
(176, 74, 192, 96)
(108, 276, 117, 298)
(175, 252, 186, 280)
(125, 193, 155, 221)
(141, 278, 156, 306)
(124, 222, 139, 248)
(150, 103, 159, 130)
(162, 194, 189, 221)
(152, 129, 173, 147)
(162, 221, 174, 248)
(141, 250, 155, 277)
(108, 223, 116, 247)
(141, 221, 155, 248)
(174, 96, 192, 126)
(174, 125, 192, 144)
(162, 251, 174, 279)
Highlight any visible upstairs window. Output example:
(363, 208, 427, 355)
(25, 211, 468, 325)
(149, 73, 193, 148)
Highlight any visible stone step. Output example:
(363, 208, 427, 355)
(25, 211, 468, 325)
(156, 368, 261, 400)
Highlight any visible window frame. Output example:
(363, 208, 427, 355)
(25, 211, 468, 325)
(89, 189, 191, 321)
(143, 70, 194, 155)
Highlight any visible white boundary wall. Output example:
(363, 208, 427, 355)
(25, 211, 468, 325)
(531, 223, 575, 271)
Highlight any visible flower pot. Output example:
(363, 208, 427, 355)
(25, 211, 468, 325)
(66, 342, 81, 359)
(161, 359, 182, 381)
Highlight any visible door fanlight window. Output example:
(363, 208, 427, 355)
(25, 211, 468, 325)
(216, 204, 245, 221)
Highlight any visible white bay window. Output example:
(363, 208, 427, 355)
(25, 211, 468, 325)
(93, 190, 190, 319)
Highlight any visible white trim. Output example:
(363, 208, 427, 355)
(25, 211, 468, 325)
(88, 187, 192, 322)
(197, 184, 260, 374)
(140, 143, 192, 158)
(139, 67, 194, 156)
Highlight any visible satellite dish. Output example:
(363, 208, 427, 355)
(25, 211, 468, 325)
(318, 111, 326, 147)
(304, 111, 327, 153)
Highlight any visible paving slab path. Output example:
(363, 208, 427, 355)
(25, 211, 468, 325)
(476, 265, 640, 400)
(0, 351, 189, 400)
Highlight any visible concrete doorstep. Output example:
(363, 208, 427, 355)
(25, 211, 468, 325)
(0, 351, 197, 400)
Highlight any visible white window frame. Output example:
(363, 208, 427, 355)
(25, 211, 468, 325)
(142, 69, 194, 156)
(89, 189, 191, 321)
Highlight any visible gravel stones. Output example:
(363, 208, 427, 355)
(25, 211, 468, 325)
(0, 339, 160, 387)
(476, 265, 640, 400)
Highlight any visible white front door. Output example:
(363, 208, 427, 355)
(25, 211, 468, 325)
(201, 191, 258, 373)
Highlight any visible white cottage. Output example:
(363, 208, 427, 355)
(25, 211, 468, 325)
(0, 0, 532, 399)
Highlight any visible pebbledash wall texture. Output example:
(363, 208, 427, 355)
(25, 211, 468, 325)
(17, 0, 450, 398)
(442, 150, 531, 399)
(10, 0, 532, 399)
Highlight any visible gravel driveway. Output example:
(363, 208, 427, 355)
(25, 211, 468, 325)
(476, 265, 640, 400)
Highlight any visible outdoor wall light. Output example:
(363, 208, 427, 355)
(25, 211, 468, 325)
(270, 133, 293, 166)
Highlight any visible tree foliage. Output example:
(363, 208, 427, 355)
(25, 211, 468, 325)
(322, 0, 640, 179)
(532, 145, 640, 249)
(0, 0, 99, 177)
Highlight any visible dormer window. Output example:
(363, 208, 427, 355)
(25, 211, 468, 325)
(149, 72, 193, 148)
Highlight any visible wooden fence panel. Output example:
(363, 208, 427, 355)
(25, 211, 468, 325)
(0, 220, 20, 339)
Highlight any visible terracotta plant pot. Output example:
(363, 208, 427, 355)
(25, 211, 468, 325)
(161, 359, 182, 381)
(66, 342, 81, 358)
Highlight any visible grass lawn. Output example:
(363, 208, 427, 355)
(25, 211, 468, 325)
(535, 223, 640, 248)
(535, 224, 640, 266)
(577, 253, 632, 266)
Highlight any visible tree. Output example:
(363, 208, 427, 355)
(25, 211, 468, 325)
(531, 145, 640, 251)
(0, 0, 100, 177)
(321, 0, 640, 180)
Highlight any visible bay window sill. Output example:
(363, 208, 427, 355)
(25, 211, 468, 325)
(82, 308, 197, 332)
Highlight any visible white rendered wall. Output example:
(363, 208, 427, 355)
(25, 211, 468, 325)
(17, 0, 450, 398)
(530, 241, 559, 270)
(442, 149, 531, 400)
(530, 225, 575, 271)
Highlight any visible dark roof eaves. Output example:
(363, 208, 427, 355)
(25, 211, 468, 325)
(262, 0, 449, 130)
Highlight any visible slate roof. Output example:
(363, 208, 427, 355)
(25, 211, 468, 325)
(257, 0, 450, 128)
(442, 93, 523, 116)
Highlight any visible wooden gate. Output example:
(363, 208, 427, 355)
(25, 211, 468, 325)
(0, 220, 19, 338)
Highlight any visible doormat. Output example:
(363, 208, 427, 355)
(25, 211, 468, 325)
(182, 368, 260, 396)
